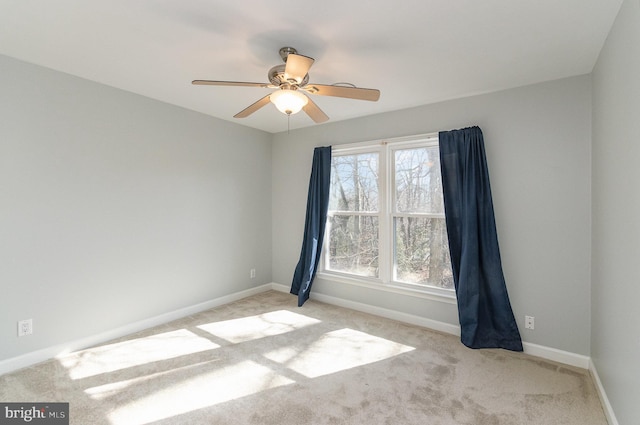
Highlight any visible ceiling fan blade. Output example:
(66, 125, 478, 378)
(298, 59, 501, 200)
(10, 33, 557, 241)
(192, 80, 273, 88)
(284, 54, 314, 85)
(233, 94, 272, 118)
(302, 84, 380, 101)
(302, 96, 329, 123)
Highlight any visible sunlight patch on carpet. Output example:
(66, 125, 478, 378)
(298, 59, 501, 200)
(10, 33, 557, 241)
(83, 359, 220, 401)
(107, 360, 295, 424)
(264, 328, 415, 378)
(197, 310, 321, 343)
(58, 329, 219, 379)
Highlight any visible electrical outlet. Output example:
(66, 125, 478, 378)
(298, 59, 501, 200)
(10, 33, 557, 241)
(18, 319, 33, 337)
(250, 268, 256, 279)
(525, 315, 535, 330)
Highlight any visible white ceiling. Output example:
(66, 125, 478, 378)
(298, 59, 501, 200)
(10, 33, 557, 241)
(0, 1, 622, 134)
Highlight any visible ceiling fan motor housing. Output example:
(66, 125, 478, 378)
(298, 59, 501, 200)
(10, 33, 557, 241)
(268, 64, 309, 87)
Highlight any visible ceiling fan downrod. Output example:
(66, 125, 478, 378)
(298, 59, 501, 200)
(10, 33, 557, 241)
(279, 46, 298, 62)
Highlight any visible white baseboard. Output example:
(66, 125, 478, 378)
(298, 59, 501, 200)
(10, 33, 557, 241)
(270, 282, 291, 293)
(279, 284, 461, 336)
(589, 359, 620, 425)
(272, 283, 590, 369)
(0, 284, 273, 376)
(521, 342, 590, 369)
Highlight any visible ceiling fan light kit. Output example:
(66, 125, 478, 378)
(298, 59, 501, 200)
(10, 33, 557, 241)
(270, 89, 308, 115)
(192, 47, 380, 124)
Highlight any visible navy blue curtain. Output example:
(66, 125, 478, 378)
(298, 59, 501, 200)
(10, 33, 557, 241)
(290, 146, 332, 307)
(439, 127, 523, 351)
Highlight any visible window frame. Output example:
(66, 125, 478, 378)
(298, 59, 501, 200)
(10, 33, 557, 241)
(319, 133, 456, 304)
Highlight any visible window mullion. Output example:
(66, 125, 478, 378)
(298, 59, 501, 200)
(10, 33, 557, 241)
(392, 212, 446, 219)
(379, 144, 392, 283)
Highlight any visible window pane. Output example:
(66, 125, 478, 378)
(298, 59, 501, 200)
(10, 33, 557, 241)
(394, 217, 453, 289)
(395, 147, 444, 214)
(328, 215, 379, 278)
(329, 153, 378, 212)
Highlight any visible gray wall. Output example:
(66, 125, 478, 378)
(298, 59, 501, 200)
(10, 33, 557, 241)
(273, 75, 592, 356)
(0, 55, 272, 361)
(591, 0, 640, 423)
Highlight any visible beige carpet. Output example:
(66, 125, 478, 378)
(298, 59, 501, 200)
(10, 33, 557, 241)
(1, 291, 607, 424)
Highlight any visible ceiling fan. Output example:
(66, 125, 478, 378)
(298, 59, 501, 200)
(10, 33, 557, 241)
(192, 47, 380, 124)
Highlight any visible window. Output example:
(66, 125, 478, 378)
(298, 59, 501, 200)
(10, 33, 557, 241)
(327, 151, 379, 277)
(322, 134, 454, 295)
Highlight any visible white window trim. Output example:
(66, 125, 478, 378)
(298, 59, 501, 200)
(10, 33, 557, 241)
(319, 132, 456, 304)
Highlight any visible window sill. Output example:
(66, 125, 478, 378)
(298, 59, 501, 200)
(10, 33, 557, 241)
(316, 271, 457, 305)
